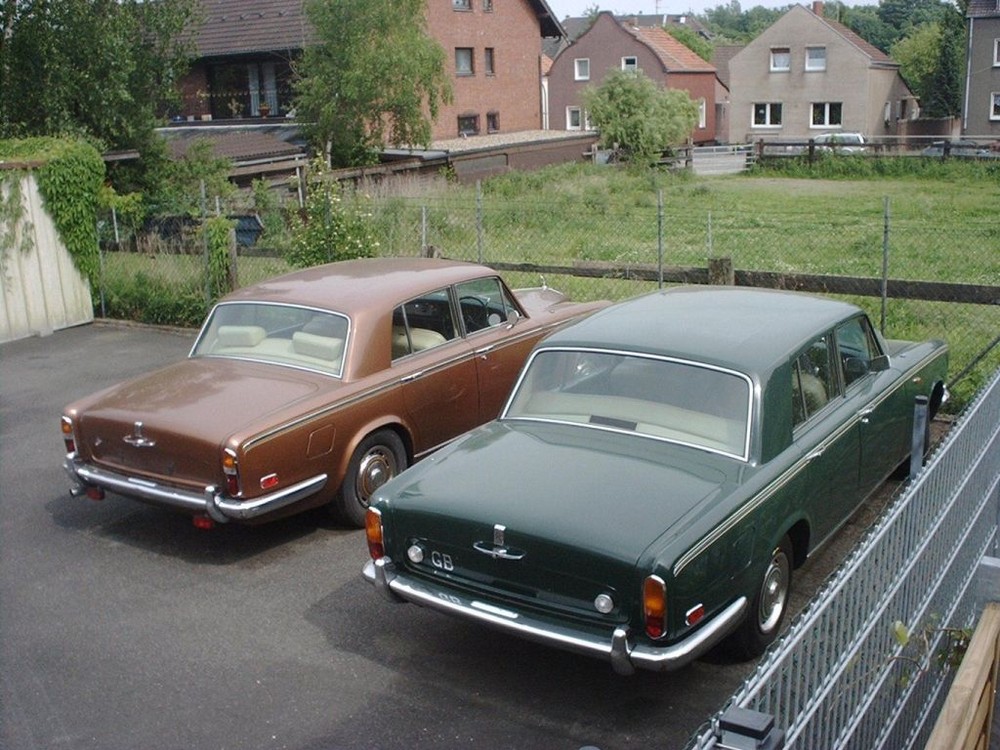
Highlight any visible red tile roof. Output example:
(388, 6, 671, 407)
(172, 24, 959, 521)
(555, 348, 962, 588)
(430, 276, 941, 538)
(626, 25, 716, 74)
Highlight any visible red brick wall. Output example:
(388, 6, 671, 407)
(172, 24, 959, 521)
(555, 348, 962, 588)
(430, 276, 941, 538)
(425, 0, 543, 140)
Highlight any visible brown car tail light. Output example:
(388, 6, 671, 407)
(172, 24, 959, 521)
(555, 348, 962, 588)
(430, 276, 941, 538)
(643, 575, 667, 639)
(365, 508, 385, 560)
(193, 515, 215, 530)
(61, 416, 76, 453)
(222, 448, 240, 496)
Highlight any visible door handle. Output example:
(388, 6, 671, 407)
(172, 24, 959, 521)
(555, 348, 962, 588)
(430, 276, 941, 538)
(476, 345, 495, 359)
(806, 449, 825, 461)
(858, 406, 875, 424)
(400, 371, 424, 383)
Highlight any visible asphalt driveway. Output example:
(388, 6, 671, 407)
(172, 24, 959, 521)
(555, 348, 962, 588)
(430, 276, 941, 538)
(1, 322, 891, 750)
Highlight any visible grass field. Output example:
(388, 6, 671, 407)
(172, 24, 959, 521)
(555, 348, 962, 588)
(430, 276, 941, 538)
(99, 162, 999, 409)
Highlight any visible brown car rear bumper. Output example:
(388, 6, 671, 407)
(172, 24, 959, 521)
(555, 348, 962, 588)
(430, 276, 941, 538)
(63, 454, 327, 523)
(363, 556, 747, 674)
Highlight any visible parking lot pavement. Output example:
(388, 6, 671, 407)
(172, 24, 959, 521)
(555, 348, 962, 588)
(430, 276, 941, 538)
(2, 321, 914, 750)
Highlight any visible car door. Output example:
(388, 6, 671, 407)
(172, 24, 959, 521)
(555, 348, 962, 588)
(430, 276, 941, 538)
(836, 315, 906, 495)
(791, 333, 861, 543)
(454, 277, 537, 421)
(392, 290, 479, 454)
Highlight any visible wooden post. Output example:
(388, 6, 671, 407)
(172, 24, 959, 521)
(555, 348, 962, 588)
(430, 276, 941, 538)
(708, 257, 734, 285)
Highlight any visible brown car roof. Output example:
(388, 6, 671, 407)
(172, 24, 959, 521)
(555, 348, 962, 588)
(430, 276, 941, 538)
(221, 257, 497, 313)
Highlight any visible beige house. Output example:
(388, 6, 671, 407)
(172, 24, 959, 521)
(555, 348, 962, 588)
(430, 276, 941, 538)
(726, 1, 917, 144)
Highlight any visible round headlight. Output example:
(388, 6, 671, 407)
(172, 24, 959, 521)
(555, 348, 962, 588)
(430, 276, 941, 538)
(594, 593, 615, 614)
(407, 544, 425, 564)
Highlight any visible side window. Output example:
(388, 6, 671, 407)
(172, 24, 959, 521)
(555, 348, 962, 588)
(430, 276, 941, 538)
(455, 277, 516, 335)
(835, 316, 882, 388)
(792, 334, 837, 426)
(391, 289, 457, 360)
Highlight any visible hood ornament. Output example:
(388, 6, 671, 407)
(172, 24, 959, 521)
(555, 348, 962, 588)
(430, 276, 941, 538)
(123, 421, 156, 448)
(473, 523, 525, 561)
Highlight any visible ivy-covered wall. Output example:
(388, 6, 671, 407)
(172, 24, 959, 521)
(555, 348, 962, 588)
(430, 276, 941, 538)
(0, 138, 105, 287)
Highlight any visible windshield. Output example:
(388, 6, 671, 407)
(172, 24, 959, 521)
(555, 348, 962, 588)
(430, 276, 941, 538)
(503, 349, 752, 460)
(192, 302, 349, 377)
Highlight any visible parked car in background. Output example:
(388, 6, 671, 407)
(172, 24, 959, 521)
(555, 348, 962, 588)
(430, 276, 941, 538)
(813, 132, 866, 153)
(921, 140, 995, 159)
(62, 258, 608, 528)
(364, 287, 948, 673)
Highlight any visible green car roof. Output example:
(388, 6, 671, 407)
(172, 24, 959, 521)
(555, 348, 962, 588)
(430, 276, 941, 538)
(542, 286, 862, 375)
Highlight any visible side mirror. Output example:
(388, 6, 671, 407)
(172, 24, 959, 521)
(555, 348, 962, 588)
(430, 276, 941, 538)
(870, 354, 890, 372)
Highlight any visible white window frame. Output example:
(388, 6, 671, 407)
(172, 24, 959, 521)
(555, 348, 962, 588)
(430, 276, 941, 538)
(770, 47, 790, 72)
(484, 47, 495, 76)
(622, 56, 638, 72)
(567, 106, 582, 130)
(698, 98, 707, 129)
(752, 102, 782, 128)
(811, 101, 843, 127)
(574, 58, 590, 81)
(993, 38, 1000, 66)
(991, 92, 1000, 121)
(805, 46, 826, 71)
(453, 0, 471, 9)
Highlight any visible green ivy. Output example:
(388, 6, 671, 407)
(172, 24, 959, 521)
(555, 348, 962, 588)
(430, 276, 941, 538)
(0, 171, 32, 282)
(0, 137, 104, 286)
(203, 215, 236, 301)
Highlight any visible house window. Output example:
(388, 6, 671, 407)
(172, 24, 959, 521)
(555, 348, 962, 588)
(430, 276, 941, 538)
(883, 101, 892, 122)
(753, 102, 782, 127)
(992, 93, 1000, 120)
(458, 114, 479, 136)
(485, 48, 495, 76)
(456, 48, 474, 76)
(698, 98, 707, 129)
(805, 46, 826, 71)
(622, 56, 638, 72)
(453, 0, 471, 9)
(811, 101, 842, 127)
(487, 111, 500, 133)
(483, 0, 493, 10)
(993, 38, 1000, 66)
(770, 47, 790, 72)
(574, 58, 590, 81)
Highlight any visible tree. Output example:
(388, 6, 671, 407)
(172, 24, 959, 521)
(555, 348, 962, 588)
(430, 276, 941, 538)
(921, 6, 965, 118)
(296, 0, 451, 167)
(0, 0, 195, 150)
(581, 70, 699, 168)
(666, 25, 714, 63)
(890, 22, 942, 105)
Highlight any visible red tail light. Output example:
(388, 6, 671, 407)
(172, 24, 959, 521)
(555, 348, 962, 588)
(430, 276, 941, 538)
(365, 508, 384, 560)
(193, 515, 215, 530)
(643, 575, 667, 639)
(61, 416, 76, 453)
(222, 448, 240, 496)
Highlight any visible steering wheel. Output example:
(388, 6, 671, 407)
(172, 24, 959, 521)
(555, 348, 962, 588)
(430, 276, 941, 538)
(459, 295, 490, 332)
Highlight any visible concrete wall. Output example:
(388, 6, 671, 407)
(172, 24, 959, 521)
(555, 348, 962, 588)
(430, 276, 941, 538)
(0, 172, 93, 343)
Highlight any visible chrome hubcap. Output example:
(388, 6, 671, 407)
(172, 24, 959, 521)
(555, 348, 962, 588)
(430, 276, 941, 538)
(758, 549, 790, 634)
(356, 447, 398, 506)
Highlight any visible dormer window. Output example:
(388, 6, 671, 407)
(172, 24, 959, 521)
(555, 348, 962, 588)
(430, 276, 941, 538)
(770, 47, 790, 72)
(806, 46, 827, 71)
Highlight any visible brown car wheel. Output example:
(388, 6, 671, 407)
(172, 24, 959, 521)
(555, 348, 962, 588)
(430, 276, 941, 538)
(336, 430, 406, 528)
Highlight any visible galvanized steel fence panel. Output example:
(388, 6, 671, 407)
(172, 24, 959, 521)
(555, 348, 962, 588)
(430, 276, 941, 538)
(688, 367, 1000, 750)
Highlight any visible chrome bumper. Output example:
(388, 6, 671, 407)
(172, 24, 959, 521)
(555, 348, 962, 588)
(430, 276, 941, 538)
(63, 455, 327, 523)
(363, 557, 747, 675)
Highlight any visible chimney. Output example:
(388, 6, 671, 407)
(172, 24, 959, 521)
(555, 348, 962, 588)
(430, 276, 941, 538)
(813, 1, 824, 15)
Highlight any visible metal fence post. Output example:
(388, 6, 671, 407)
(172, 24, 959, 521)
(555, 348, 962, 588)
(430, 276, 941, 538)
(421, 205, 428, 255)
(200, 179, 210, 312)
(881, 196, 890, 334)
(476, 180, 484, 264)
(909, 394, 929, 480)
(657, 189, 664, 288)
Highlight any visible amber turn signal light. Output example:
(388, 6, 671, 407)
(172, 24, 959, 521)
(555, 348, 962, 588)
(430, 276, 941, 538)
(643, 575, 667, 639)
(365, 508, 384, 560)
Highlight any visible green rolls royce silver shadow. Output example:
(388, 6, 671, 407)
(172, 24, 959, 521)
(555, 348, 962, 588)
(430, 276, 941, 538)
(61, 258, 607, 528)
(363, 286, 948, 673)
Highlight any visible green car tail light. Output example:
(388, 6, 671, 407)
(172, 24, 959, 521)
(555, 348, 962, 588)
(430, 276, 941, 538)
(643, 575, 667, 639)
(365, 507, 384, 560)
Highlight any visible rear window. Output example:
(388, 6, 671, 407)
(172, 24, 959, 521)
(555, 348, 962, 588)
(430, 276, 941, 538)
(503, 348, 753, 460)
(192, 302, 349, 376)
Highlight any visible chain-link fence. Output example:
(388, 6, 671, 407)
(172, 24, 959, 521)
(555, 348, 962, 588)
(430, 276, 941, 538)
(95, 183, 999, 410)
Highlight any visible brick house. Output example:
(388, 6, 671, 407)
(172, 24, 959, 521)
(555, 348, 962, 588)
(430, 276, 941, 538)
(963, 0, 1000, 137)
(176, 0, 562, 141)
(545, 12, 719, 144)
(725, 2, 917, 144)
